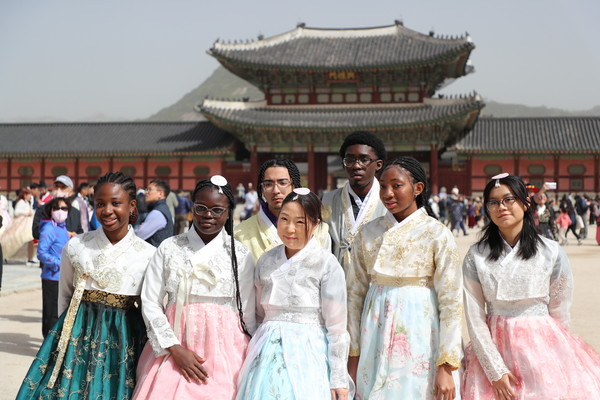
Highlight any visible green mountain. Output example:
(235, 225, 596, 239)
(146, 66, 600, 121)
(146, 67, 263, 121)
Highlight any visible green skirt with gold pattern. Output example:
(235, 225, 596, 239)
(16, 290, 146, 400)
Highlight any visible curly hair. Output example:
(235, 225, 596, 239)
(256, 158, 302, 200)
(338, 131, 387, 161)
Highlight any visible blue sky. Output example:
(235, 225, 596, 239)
(1, 0, 598, 121)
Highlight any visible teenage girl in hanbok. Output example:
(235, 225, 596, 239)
(462, 173, 600, 399)
(16, 172, 156, 399)
(132, 176, 255, 400)
(236, 188, 352, 400)
(347, 156, 463, 400)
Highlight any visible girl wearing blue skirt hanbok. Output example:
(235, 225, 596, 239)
(347, 157, 463, 400)
(236, 188, 353, 400)
(16, 172, 156, 399)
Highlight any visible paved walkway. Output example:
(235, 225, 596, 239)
(1, 225, 599, 399)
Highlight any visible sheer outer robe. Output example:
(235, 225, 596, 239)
(59, 227, 156, 314)
(463, 236, 572, 382)
(321, 181, 388, 269)
(347, 208, 463, 367)
(253, 238, 350, 389)
(141, 228, 256, 356)
(234, 206, 331, 264)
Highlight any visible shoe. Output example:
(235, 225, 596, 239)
(27, 259, 39, 265)
(577, 239, 583, 246)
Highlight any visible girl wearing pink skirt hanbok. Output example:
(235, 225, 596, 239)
(133, 176, 255, 400)
(462, 173, 600, 399)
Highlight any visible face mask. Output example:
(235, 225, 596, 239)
(52, 209, 68, 224)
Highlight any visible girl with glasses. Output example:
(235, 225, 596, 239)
(236, 189, 352, 400)
(133, 175, 255, 400)
(462, 174, 600, 399)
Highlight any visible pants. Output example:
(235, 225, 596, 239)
(175, 214, 189, 235)
(41, 279, 59, 338)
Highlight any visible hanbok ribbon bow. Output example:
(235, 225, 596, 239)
(192, 263, 217, 289)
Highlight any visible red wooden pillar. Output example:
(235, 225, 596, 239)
(74, 157, 80, 188)
(466, 156, 473, 196)
(594, 155, 599, 194)
(109, 157, 114, 174)
(143, 157, 149, 189)
(7, 157, 12, 192)
(430, 146, 439, 196)
(513, 155, 520, 176)
(250, 146, 258, 185)
(307, 145, 316, 191)
(178, 156, 184, 191)
(40, 157, 46, 186)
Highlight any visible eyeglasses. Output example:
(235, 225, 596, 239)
(261, 179, 292, 192)
(52, 206, 69, 211)
(342, 157, 379, 168)
(486, 196, 518, 211)
(193, 203, 227, 217)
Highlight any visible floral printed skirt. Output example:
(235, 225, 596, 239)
(356, 284, 461, 400)
(462, 315, 600, 399)
(133, 302, 249, 400)
(16, 296, 146, 400)
(236, 320, 333, 400)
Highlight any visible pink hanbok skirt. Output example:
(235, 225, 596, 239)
(462, 315, 600, 399)
(133, 302, 249, 400)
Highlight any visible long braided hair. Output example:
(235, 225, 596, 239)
(256, 158, 302, 200)
(381, 156, 437, 219)
(191, 178, 250, 337)
(94, 171, 138, 224)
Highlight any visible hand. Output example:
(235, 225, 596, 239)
(67, 231, 77, 238)
(492, 372, 518, 400)
(330, 388, 348, 400)
(434, 364, 456, 400)
(168, 344, 209, 384)
(347, 356, 359, 385)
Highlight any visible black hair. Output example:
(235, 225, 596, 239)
(478, 175, 543, 261)
(280, 190, 322, 238)
(94, 171, 138, 224)
(30, 183, 40, 189)
(191, 178, 250, 337)
(77, 182, 90, 193)
(381, 156, 437, 218)
(256, 158, 302, 200)
(149, 178, 170, 197)
(44, 196, 72, 217)
(338, 131, 387, 161)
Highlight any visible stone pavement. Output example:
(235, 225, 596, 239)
(0, 225, 599, 399)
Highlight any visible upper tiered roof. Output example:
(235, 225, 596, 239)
(209, 22, 474, 71)
(452, 117, 600, 154)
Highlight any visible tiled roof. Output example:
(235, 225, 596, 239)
(0, 122, 235, 157)
(209, 23, 474, 70)
(453, 117, 600, 154)
(199, 97, 483, 130)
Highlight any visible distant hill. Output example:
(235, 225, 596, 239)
(480, 101, 600, 118)
(146, 67, 263, 121)
(146, 66, 600, 121)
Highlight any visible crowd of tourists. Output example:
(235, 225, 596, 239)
(429, 185, 600, 247)
(1, 131, 599, 399)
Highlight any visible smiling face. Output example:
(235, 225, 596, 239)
(379, 165, 423, 222)
(262, 166, 294, 217)
(486, 184, 527, 235)
(192, 186, 229, 243)
(343, 144, 383, 196)
(277, 201, 318, 258)
(94, 183, 135, 244)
